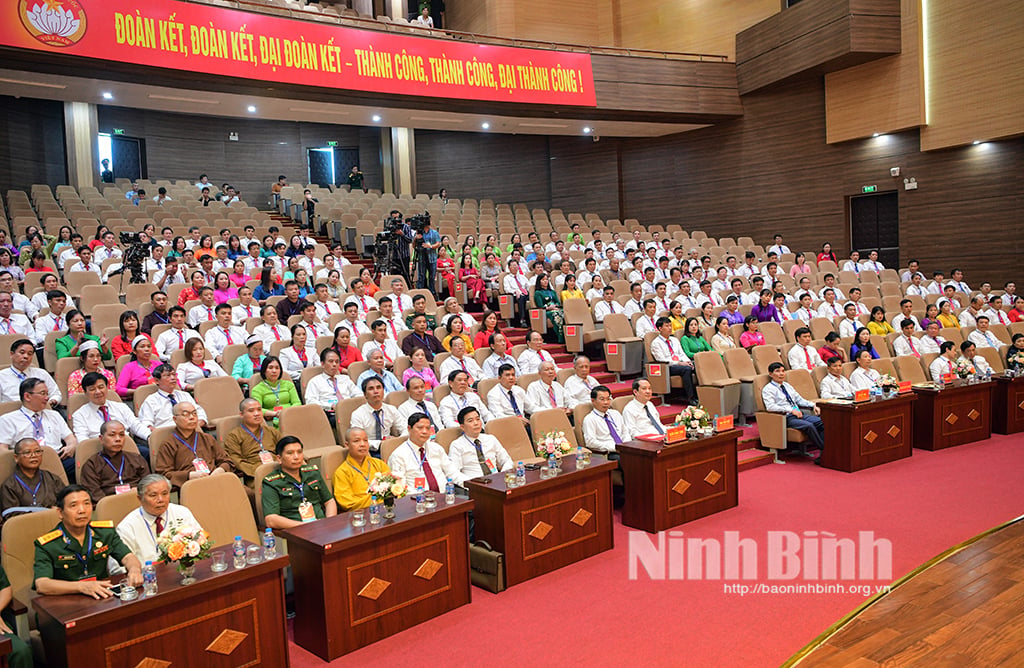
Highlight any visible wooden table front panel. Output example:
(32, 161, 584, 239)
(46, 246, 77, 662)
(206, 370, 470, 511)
(618, 431, 739, 533)
(33, 550, 290, 668)
(469, 459, 614, 587)
(285, 501, 471, 661)
(992, 375, 1024, 435)
(820, 395, 915, 472)
(913, 382, 993, 450)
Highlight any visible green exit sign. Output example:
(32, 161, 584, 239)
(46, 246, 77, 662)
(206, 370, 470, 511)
(862, 185, 878, 193)
(112, 128, 126, 135)
(326, 141, 338, 147)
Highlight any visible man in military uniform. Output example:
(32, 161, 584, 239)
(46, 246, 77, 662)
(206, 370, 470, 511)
(223, 399, 281, 488)
(34, 484, 143, 599)
(261, 436, 336, 529)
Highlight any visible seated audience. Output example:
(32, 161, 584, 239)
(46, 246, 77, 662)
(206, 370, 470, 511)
(333, 428, 390, 511)
(818, 356, 855, 400)
(262, 436, 337, 528)
(622, 379, 667, 436)
(581, 385, 630, 457)
(761, 363, 824, 461)
(351, 376, 405, 455)
(137, 364, 208, 429)
(78, 420, 150, 503)
(116, 473, 202, 564)
(447, 406, 514, 485)
(154, 402, 233, 490)
(0, 438, 60, 514)
(223, 398, 282, 487)
(0, 379, 78, 479)
(388, 413, 460, 492)
(0, 339, 60, 404)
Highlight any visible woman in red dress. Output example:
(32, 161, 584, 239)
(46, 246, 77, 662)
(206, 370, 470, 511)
(436, 247, 457, 299)
(816, 242, 838, 264)
(458, 252, 485, 304)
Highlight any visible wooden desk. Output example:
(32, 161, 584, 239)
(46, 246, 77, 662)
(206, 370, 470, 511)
(33, 545, 290, 668)
(912, 380, 994, 450)
(818, 394, 916, 472)
(466, 457, 615, 588)
(281, 497, 472, 661)
(617, 430, 740, 533)
(992, 374, 1024, 435)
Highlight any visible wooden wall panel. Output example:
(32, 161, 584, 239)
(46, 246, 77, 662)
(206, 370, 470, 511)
(95, 107, 382, 206)
(920, 0, 1024, 150)
(0, 95, 66, 193)
(825, 0, 924, 143)
(511, 0, 602, 46)
(616, 0, 778, 59)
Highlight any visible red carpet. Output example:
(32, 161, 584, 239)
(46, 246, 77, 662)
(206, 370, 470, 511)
(289, 433, 1024, 667)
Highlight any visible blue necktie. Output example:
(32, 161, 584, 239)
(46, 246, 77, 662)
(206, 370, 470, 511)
(603, 414, 622, 444)
(779, 384, 797, 410)
(508, 391, 522, 416)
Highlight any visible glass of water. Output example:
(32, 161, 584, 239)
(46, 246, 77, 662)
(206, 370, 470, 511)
(351, 509, 366, 527)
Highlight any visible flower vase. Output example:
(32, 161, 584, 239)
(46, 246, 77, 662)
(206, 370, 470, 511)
(383, 497, 396, 519)
(177, 561, 197, 585)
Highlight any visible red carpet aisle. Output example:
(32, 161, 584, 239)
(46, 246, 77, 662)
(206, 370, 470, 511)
(288, 434, 1024, 668)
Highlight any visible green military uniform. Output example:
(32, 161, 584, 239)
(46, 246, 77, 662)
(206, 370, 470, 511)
(33, 520, 133, 585)
(261, 464, 332, 522)
(405, 313, 437, 330)
(0, 564, 32, 668)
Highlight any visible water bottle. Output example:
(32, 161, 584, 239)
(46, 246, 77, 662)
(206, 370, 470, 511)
(515, 461, 526, 487)
(985, 367, 992, 382)
(415, 493, 426, 513)
(142, 561, 158, 597)
(232, 535, 246, 569)
(369, 495, 381, 524)
(548, 452, 559, 473)
(576, 445, 584, 468)
(445, 479, 455, 505)
(262, 528, 276, 560)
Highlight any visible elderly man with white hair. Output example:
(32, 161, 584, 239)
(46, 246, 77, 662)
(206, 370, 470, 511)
(117, 473, 202, 563)
(563, 356, 600, 409)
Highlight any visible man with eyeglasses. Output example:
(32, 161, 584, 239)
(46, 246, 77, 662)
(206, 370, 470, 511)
(154, 402, 233, 490)
(0, 438, 61, 515)
(0, 379, 78, 480)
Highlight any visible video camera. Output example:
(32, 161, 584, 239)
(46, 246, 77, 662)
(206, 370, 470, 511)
(115, 230, 150, 284)
(406, 213, 430, 234)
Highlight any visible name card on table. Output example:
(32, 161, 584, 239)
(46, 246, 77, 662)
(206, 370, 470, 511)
(665, 424, 688, 444)
(565, 325, 578, 337)
(648, 364, 662, 377)
(941, 373, 954, 384)
(607, 343, 619, 355)
(853, 389, 870, 403)
(898, 381, 912, 394)
(714, 415, 734, 432)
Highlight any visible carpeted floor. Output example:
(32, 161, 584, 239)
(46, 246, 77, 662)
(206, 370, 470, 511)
(289, 433, 1024, 667)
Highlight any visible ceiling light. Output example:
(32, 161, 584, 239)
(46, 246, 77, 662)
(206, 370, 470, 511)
(102, 92, 113, 100)
(148, 94, 218, 105)
(371, 114, 381, 122)
(481, 122, 490, 130)
(972, 140, 981, 145)
(872, 133, 880, 138)
(247, 105, 257, 113)
(0, 77, 66, 89)
(583, 126, 592, 134)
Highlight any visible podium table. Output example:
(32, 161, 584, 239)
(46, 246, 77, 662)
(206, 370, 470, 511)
(281, 497, 472, 661)
(467, 457, 615, 587)
(912, 380, 994, 450)
(992, 374, 1024, 434)
(617, 430, 740, 533)
(33, 545, 290, 668)
(818, 394, 916, 472)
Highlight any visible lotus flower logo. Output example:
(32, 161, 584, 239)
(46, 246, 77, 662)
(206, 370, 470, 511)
(19, 0, 88, 47)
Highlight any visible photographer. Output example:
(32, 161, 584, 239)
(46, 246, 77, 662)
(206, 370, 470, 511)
(414, 218, 440, 294)
(383, 210, 413, 285)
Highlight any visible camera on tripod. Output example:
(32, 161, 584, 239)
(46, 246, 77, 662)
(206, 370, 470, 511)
(115, 231, 150, 284)
(406, 213, 430, 235)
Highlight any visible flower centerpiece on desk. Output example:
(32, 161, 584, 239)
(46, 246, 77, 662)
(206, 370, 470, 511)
(877, 373, 899, 393)
(953, 359, 976, 379)
(535, 430, 573, 458)
(156, 520, 212, 585)
(368, 471, 407, 516)
(674, 405, 711, 434)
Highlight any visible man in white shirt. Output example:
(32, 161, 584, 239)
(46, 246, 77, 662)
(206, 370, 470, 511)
(144, 244, 166, 274)
(793, 276, 815, 302)
(889, 300, 921, 331)
(376, 297, 407, 341)
(231, 286, 259, 326)
(958, 296, 985, 328)
(905, 272, 928, 298)
(649, 318, 697, 404)
(56, 234, 83, 271)
(860, 250, 884, 273)
(388, 413, 461, 493)
(336, 302, 371, 339)
(622, 379, 666, 436)
(93, 231, 123, 265)
(152, 256, 186, 289)
(846, 288, 869, 316)
(581, 385, 630, 456)
(788, 328, 825, 371)
(311, 283, 341, 322)
(673, 282, 700, 311)
(959, 342, 992, 376)
(634, 299, 660, 338)
(899, 260, 921, 283)
(984, 296, 1011, 326)
(486, 363, 529, 421)
(767, 235, 790, 257)
(438, 337, 483, 386)
(794, 293, 817, 324)
(929, 342, 959, 382)
(439, 370, 492, 428)
(0, 377, 77, 478)
(563, 356, 600, 409)
(204, 304, 247, 365)
(187, 287, 218, 328)
(362, 320, 401, 368)
(622, 283, 645, 318)
(0, 338, 60, 404)
(350, 376, 405, 454)
(481, 334, 518, 379)
(69, 246, 103, 279)
(818, 356, 855, 400)
(440, 298, 475, 332)
(841, 251, 862, 274)
(155, 306, 200, 361)
(297, 302, 330, 345)
(761, 363, 824, 459)
(0, 292, 36, 344)
(399, 377, 443, 431)
(525, 361, 569, 415)
(502, 260, 531, 328)
(344, 279, 378, 319)
(838, 304, 862, 338)
(137, 364, 208, 429)
(918, 321, 944, 354)
(817, 275, 846, 302)
(517, 330, 555, 375)
(892, 319, 924, 358)
(948, 268, 970, 294)
(447, 407, 515, 486)
(305, 349, 360, 424)
(967, 316, 1001, 349)
(117, 474, 201, 564)
(71, 373, 152, 459)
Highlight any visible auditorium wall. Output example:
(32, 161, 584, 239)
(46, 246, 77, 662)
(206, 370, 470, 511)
(0, 96, 66, 192)
(95, 107, 384, 206)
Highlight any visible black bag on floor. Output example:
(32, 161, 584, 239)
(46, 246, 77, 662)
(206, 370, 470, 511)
(469, 540, 505, 593)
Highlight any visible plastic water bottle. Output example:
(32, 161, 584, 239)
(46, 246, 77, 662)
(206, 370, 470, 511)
(369, 495, 381, 524)
(576, 445, 584, 468)
(415, 493, 426, 513)
(548, 452, 559, 473)
(142, 561, 157, 596)
(445, 479, 455, 505)
(262, 528, 276, 560)
(515, 461, 526, 487)
(232, 536, 246, 569)
(984, 367, 992, 382)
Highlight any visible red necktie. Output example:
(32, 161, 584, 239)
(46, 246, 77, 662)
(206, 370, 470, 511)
(100, 406, 110, 422)
(245, 306, 252, 317)
(272, 327, 281, 341)
(390, 320, 398, 338)
(908, 337, 919, 358)
(804, 347, 812, 369)
(298, 349, 307, 363)
(224, 329, 233, 344)
(360, 297, 367, 311)
(206, 308, 213, 320)
(155, 516, 164, 535)
(420, 447, 440, 492)
(52, 317, 61, 332)
(547, 385, 557, 406)
(177, 330, 184, 348)
(380, 344, 392, 363)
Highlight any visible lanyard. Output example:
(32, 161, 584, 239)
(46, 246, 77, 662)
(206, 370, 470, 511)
(140, 509, 160, 548)
(407, 441, 430, 470)
(20, 409, 43, 440)
(14, 473, 42, 505)
(102, 454, 125, 485)
(288, 477, 307, 501)
(173, 431, 199, 456)
(347, 460, 371, 484)
(242, 424, 264, 449)
(269, 381, 282, 400)
(62, 526, 93, 577)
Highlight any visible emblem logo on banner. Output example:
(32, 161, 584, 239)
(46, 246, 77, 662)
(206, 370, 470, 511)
(20, 0, 88, 46)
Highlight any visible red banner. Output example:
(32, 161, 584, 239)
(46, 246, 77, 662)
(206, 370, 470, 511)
(2, 0, 596, 106)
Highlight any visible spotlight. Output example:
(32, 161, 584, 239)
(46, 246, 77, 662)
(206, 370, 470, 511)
(247, 105, 256, 113)
(102, 92, 113, 100)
